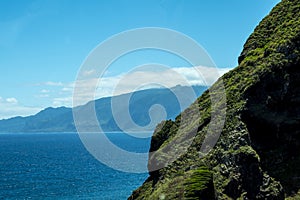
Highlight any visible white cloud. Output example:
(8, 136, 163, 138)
(95, 66, 231, 96)
(0, 97, 41, 119)
(62, 87, 73, 92)
(82, 69, 96, 77)
(52, 97, 73, 107)
(0, 66, 232, 119)
(36, 94, 49, 98)
(41, 89, 50, 93)
(44, 81, 63, 86)
(173, 66, 231, 86)
(72, 66, 232, 106)
(6, 97, 18, 104)
(32, 66, 232, 108)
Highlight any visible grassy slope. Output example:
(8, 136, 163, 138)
(129, 0, 300, 199)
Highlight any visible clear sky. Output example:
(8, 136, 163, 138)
(0, 0, 280, 119)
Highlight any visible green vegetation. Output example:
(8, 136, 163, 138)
(129, 0, 300, 199)
(184, 167, 214, 199)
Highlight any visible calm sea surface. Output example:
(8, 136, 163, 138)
(0, 133, 150, 199)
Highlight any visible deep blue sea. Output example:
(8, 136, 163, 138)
(0, 133, 151, 199)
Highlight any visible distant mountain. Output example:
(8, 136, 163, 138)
(0, 85, 206, 133)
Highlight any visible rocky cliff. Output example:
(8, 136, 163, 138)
(129, 0, 300, 199)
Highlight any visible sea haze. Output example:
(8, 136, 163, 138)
(0, 133, 150, 199)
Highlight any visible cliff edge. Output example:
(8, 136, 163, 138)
(129, 0, 300, 199)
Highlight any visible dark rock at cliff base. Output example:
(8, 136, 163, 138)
(129, 0, 300, 199)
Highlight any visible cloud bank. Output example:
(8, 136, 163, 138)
(1, 66, 231, 119)
(72, 66, 232, 106)
(0, 97, 41, 120)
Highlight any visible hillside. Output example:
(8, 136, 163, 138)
(129, 0, 300, 199)
(0, 85, 205, 133)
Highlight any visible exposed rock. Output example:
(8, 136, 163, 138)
(129, 0, 300, 199)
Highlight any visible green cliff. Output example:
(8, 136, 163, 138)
(129, 0, 300, 199)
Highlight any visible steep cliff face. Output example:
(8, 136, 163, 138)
(129, 0, 300, 199)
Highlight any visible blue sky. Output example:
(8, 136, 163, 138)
(0, 0, 280, 119)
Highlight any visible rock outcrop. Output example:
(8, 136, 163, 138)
(129, 0, 300, 199)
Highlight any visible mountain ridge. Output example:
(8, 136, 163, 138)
(0, 85, 206, 133)
(129, 0, 300, 199)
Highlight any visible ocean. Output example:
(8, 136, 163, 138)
(0, 133, 150, 199)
